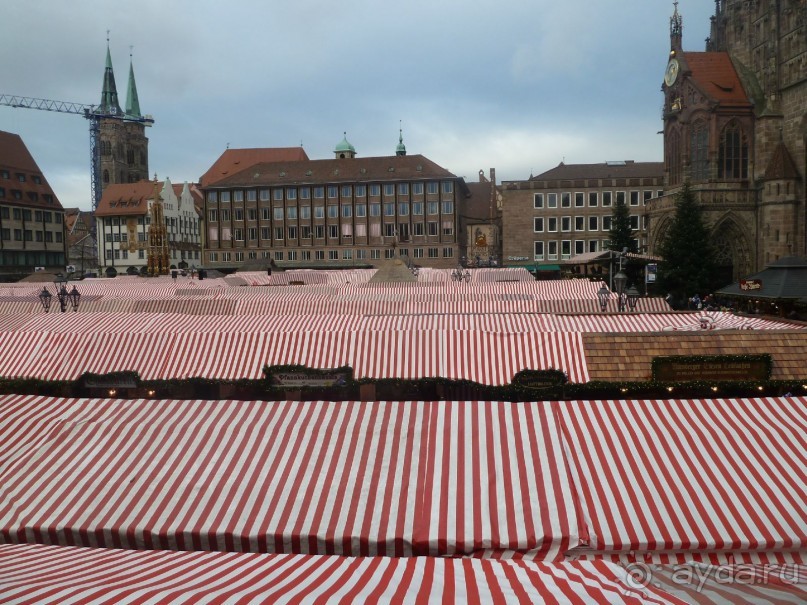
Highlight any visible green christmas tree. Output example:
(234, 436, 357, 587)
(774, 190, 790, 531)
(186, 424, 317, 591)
(656, 182, 719, 307)
(608, 196, 637, 254)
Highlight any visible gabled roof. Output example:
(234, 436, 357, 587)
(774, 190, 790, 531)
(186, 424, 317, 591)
(0, 130, 63, 210)
(172, 182, 204, 216)
(96, 181, 162, 217)
(207, 154, 457, 188)
(530, 161, 663, 182)
(681, 52, 750, 106)
(200, 148, 310, 186)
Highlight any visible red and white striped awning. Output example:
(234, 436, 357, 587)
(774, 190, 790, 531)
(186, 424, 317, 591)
(558, 396, 807, 565)
(0, 396, 580, 560)
(0, 328, 589, 383)
(1, 395, 804, 577)
(0, 543, 685, 604)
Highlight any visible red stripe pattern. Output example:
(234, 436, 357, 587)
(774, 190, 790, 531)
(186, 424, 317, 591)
(0, 543, 685, 605)
(558, 397, 807, 565)
(0, 397, 579, 561)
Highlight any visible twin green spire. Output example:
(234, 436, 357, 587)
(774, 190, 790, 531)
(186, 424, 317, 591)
(99, 39, 141, 118)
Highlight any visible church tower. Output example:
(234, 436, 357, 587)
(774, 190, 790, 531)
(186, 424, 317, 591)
(98, 40, 150, 194)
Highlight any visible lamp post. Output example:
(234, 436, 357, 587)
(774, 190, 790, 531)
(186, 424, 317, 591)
(597, 284, 611, 312)
(614, 269, 628, 312)
(38, 274, 80, 313)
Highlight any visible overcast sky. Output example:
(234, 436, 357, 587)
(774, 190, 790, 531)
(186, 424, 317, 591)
(1, 1, 713, 210)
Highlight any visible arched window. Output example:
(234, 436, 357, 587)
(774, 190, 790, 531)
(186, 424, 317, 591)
(127, 149, 135, 165)
(690, 121, 709, 181)
(667, 130, 682, 186)
(103, 170, 109, 183)
(718, 123, 748, 179)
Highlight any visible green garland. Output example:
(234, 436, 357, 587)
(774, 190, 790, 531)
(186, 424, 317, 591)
(0, 362, 804, 401)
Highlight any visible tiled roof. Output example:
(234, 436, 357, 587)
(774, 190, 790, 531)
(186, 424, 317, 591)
(530, 161, 663, 182)
(200, 148, 310, 187)
(0, 130, 63, 210)
(206, 154, 457, 188)
(583, 330, 807, 382)
(682, 52, 750, 106)
(95, 181, 161, 217)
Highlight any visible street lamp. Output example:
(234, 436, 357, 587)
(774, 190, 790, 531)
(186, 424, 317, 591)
(597, 284, 611, 312)
(626, 285, 640, 312)
(38, 274, 80, 313)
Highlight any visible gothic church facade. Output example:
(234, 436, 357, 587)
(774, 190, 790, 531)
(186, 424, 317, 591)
(649, 0, 805, 286)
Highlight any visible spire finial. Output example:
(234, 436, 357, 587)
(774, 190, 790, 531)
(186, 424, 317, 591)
(125, 45, 142, 117)
(670, 0, 683, 50)
(100, 33, 122, 115)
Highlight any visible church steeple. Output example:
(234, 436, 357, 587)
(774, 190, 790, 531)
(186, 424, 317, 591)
(395, 123, 407, 156)
(670, 0, 683, 51)
(125, 48, 142, 118)
(100, 35, 122, 116)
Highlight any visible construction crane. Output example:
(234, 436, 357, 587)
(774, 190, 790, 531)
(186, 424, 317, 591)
(0, 94, 154, 212)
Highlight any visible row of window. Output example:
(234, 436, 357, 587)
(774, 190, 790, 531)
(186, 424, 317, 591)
(103, 216, 200, 236)
(533, 190, 662, 209)
(209, 247, 456, 263)
(0, 228, 63, 243)
(105, 249, 202, 261)
(210, 220, 455, 242)
(104, 232, 197, 244)
(0, 170, 42, 185)
(208, 182, 455, 203)
(208, 201, 455, 223)
(0, 250, 65, 267)
(533, 238, 640, 260)
(0, 207, 61, 221)
(534, 215, 646, 232)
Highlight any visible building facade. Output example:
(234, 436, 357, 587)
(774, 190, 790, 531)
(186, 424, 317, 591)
(0, 131, 67, 278)
(501, 161, 664, 267)
(650, 0, 806, 285)
(96, 178, 202, 274)
(200, 137, 468, 269)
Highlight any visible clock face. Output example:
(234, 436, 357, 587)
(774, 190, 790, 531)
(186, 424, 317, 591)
(664, 58, 680, 86)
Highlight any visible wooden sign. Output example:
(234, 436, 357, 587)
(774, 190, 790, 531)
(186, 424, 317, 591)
(653, 355, 770, 382)
(267, 366, 352, 388)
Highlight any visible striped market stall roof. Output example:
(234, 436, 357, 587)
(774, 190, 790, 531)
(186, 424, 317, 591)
(0, 543, 685, 605)
(0, 327, 589, 383)
(558, 397, 807, 565)
(0, 397, 580, 561)
(1, 395, 803, 572)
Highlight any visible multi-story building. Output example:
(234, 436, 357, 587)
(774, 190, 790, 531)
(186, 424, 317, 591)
(96, 178, 202, 274)
(650, 0, 806, 285)
(501, 161, 664, 267)
(0, 130, 67, 279)
(200, 135, 469, 269)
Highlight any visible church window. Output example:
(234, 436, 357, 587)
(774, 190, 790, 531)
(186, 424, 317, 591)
(718, 124, 748, 179)
(103, 170, 110, 184)
(127, 149, 135, 165)
(690, 122, 709, 181)
(667, 130, 682, 186)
